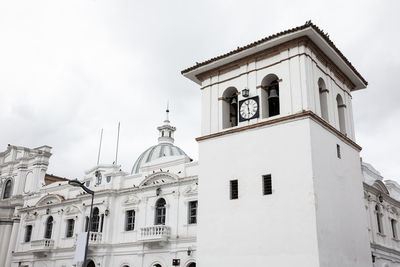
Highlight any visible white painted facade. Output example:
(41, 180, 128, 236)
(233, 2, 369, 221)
(1, 116, 198, 267)
(0, 145, 52, 267)
(182, 22, 373, 267)
(363, 163, 400, 267)
(0, 22, 399, 267)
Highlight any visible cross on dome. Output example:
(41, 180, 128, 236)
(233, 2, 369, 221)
(157, 105, 176, 144)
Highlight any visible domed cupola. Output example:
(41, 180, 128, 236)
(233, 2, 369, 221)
(157, 105, 176, 144)
(131, 107, 191, 174)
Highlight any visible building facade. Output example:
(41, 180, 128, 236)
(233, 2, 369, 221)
(182, 21, 371, 267)
(4, 113, 198, 267)
(0, 22, 399, 267)
(363, 163, 400, 267)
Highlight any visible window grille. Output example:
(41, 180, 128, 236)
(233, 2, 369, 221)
(126, 210, 135, 231)
(188, 201, 198, 224)
(66, 219, 75, 238)
(91, 208, 100, 232)
(155, 198, 166, 225)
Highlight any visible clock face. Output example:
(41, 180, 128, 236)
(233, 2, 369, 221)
(239, 96, 259, 121)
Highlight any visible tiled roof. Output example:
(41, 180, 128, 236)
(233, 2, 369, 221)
(45, 173, 69, 185)
(181, 21, 367, 86)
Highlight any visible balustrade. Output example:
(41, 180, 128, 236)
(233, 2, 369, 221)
(139, 225, 170, 242)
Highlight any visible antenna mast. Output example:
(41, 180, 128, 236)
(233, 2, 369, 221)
(97, 129, 103, 165)
(115, 122, 120, 165)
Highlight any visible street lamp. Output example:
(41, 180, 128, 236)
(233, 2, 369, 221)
(68, 179, 94, 267)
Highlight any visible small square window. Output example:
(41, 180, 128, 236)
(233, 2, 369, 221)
(230, 180, 238, 199)
(336, 144, 341, 159)
(263, 175, 272, 195)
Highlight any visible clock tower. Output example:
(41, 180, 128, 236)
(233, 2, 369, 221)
(182, 22, 373, 267)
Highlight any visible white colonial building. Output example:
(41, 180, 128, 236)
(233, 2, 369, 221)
(363, 163, 400, 267)
(1, 112, 198, 267)
(0, 22, 399, 267)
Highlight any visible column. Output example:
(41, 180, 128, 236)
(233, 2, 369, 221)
(5, 218, 21, 267)
(0, 223, 13, 266)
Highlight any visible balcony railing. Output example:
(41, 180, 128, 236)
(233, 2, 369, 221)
(88, 232, 102, 244)
(31, 239, 54, 249)
(139, 225, 170, 242)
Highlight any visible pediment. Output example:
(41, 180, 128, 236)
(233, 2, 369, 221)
(123, 195, 141, 206)
(24, 212, 38, 222)
(65, 205, 81, 215)
(373, 180, 390, 195)
(36, 194, 65, 206)
(139, 172, 178, 187)
(183, 183, 198, 196)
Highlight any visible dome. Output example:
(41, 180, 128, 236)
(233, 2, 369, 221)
(131, 143, 189, 174)
(131, 107, 190, 174)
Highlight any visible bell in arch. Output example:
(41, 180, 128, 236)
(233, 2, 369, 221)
(230, 97, 237, 105)
(268, 87, 279, 100)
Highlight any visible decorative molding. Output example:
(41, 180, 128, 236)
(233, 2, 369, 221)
(36, 194, 65, 207)
(183, 183, 198, 197)
(64, 205, 81, 215)
(123, 195, 141, 206)
(371, 242, 400, 257)
(198, 36, 356, 94)
(196, 110, 362, 151)
(24, 212, 37, 222)
(18, 176, 198, 212)
(139, 171, 179, 187)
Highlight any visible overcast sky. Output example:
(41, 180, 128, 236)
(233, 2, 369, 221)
(0, 0, 399, 182)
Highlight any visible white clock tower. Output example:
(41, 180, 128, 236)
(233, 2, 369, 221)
(182, 22, 373, 267)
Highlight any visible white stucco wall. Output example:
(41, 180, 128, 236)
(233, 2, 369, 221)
(197, 118, 321, 267)
(309, 119, 372, 266)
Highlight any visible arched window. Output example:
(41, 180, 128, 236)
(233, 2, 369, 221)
(155, 198, 166, 225)
(44, 216, 53, 239)
(153, 264, 162, 267)
(86, 260, 95, 267)
(187, 263, 196, 267)
(91, 208, 100, 232)
(222, 87, 238, 129)
(261, 74, 280, 118)
(3, 179, 12, 199)
(318, 78, 329, 121)
(336, 94, 346, 134)
(375, 205, 383, 234)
